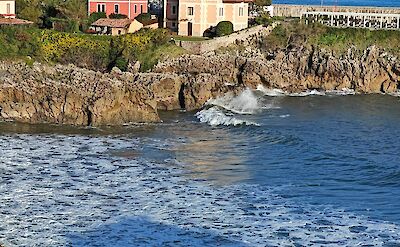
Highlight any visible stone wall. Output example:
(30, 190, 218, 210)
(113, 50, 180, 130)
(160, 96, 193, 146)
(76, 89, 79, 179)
(175, 24, 277, 54)
(273, 4, 400, 18)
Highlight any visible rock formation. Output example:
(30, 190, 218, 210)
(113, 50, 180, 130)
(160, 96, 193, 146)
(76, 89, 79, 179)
(0, 40, 399, 126)
(0, 63, 160, 126)
(155, 45, 400, 94)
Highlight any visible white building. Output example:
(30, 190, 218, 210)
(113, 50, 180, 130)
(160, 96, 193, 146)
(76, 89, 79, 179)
(0, 0, 15, 18)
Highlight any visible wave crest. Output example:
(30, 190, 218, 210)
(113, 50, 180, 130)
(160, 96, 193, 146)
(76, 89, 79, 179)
(196, 89, 262, 127)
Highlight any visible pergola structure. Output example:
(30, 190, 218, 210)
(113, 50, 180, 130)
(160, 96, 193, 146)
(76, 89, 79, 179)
(303, 11, 400, 30)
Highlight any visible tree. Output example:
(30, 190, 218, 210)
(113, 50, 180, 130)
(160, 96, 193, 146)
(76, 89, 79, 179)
(16, 0, 44, 25)
(215, 21, 233, 37)
(254, 0, 271, 7)
(88, 12, 106, 25)
(56, 0, 87, 32)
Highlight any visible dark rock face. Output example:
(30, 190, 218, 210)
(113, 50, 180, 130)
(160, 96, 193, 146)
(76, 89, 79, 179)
(0, 44, 399, 126)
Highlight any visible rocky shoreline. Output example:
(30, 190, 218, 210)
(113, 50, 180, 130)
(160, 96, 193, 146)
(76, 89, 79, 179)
(0, 44, 399, 126)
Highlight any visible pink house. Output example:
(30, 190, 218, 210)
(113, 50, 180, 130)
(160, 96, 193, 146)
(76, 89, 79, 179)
(88, 0, 148, 19)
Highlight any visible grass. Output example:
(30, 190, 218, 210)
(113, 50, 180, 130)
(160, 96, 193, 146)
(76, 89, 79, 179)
(136, 43, 187, 72)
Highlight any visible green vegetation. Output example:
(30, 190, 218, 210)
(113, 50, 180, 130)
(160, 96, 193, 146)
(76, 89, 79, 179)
(135, 13, 152, 23)
(172, 35, 209, 42)
(87, 12, 107, 26)
(109, 13, 128, 19)
(263, 20, 400, 56)
(216, 21, 234, 37)
(16, 0, 92, 32)
(0, 26, 186, 72)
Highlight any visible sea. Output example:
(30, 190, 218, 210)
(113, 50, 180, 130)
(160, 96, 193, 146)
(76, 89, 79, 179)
(1, 87, 400, 246)
(273, 0, 400, 7)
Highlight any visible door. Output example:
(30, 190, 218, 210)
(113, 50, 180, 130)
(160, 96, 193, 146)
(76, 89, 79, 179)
(188, 22, 193, 36)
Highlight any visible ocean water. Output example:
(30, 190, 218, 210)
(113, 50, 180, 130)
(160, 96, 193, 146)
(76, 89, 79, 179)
(273, 0, 400, 7)
(1, 88, 400, 246)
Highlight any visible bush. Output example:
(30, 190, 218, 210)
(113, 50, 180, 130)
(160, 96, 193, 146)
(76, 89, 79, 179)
(216, 21, 233, 37)
(109, 13, 128, 19)
(87, 12, 107, 25)
(0, 26, 185, 72)
(135, 13, 151, 23)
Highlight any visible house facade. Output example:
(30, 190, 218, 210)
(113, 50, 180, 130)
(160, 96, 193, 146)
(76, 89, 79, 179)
(0, 0, 16, 18)
(88, 0, 148, 19)
(164, 0, 251, 36)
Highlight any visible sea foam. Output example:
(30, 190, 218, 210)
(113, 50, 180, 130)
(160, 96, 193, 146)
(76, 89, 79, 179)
(196, 89, 262, 126)
(1, 135, 400, 246)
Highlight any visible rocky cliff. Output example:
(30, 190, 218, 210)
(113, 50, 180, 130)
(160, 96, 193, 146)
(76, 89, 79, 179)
(0, 63, 160, 126)
(155, 45, 400, 94)
(1, 40, 399, 126)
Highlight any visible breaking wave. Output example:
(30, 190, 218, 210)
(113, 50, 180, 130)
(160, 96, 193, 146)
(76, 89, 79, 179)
(196, 89, 263, 127)
(196, 106, 259, 127)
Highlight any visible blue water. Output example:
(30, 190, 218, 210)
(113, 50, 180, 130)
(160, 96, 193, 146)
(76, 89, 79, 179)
(1, 92, 400, 246)
(273, 0, 400, 7)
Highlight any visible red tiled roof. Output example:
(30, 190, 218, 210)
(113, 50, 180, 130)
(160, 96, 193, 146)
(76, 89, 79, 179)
(0, 18, 33, 25)
(91, 18, 132, 28)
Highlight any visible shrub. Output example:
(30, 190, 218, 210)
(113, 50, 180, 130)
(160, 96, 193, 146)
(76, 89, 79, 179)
(135, 13, 151, 23)
(87, 12, 107, 25)
(109, 13, 128, 19)
(216, 21, 233, 37)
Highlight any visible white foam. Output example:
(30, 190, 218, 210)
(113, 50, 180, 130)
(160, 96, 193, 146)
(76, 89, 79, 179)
(326, 88, 356, 95)
(195, 106, 259, 127)
(257, 85, 357, 97)
(207, 88, 260, 115)
(256, 85, 285, 96)
(289, 89, 326, 97)
(0, 135, 400, 246)
(388, 91, 400, 97)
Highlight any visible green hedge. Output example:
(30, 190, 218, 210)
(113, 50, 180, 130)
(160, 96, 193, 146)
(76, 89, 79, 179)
(216, 21, 234, 37)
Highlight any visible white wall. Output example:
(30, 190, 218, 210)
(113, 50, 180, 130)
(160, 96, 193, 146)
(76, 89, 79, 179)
(0, 0, 16, 18)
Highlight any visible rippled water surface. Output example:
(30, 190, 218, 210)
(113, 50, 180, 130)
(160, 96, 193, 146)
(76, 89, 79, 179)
(1, 93, 400, 246)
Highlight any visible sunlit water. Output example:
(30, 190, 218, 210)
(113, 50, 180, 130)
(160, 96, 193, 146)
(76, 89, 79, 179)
(1, 90, 400, 246)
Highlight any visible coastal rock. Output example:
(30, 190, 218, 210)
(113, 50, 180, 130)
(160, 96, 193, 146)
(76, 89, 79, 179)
(0, 62, 159, 126)
(155, 45, 400, 94)
(1, 40, 399, 126)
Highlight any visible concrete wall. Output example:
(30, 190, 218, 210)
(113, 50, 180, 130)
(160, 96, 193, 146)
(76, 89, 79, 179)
(273, 4, 400, 18)
(175, 23, 276, 54)
(0, 0, 15, 18)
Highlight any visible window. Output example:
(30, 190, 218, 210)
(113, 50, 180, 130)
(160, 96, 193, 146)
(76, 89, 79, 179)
(219, 7, 224, 16)
(134, 4, 137, 13)
(172, 5, 176, 15)
(114, 4, 119, 14)
(239, 7, 244, 16)
(97, 4, 106, 13)
(6, 3, 10, 14)
(172, 22, 176, 27)
(140, 4, 143, 13)
(188, 7, 194, 16)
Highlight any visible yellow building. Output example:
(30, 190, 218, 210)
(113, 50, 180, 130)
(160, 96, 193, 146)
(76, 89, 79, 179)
(164, 0, 251, 36)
